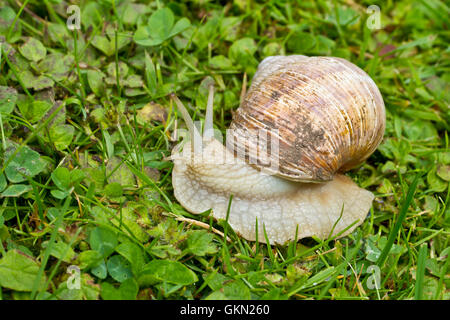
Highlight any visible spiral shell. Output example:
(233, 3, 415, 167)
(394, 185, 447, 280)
(227, 55, 386, 182)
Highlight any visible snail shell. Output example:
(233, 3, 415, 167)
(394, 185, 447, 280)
(227, 55, 385, 182)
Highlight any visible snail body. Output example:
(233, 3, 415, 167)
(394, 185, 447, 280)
(171, 55, 385, 244)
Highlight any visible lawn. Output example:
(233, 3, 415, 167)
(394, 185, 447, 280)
(0, 0, 448, 300)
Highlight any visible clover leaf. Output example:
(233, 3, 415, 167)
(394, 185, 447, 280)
(0, 86, 18, 114)
(50, 167, 85, 199)
(134, 8, 190, 47)
(91, 26, 132, 56)
(3, 142, 46, 183)
(19, 37, 47, 62)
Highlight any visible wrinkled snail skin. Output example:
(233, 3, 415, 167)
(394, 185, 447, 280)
(172, 139, 374, 244)
(170, 55, 385, 244)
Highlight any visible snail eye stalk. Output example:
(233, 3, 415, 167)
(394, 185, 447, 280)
(203, 85, 215, 140)
(171, 94, 202, 153)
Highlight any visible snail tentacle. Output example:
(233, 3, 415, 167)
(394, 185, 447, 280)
(203, 85, 215, 139)
(171, 94, 203, 153)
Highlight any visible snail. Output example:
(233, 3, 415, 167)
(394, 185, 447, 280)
(170, 55, 385, 244)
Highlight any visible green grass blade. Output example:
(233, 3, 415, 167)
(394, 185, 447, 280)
(31, 196, 71, 299)
(414, 243, 428, 300)
(377, 172, 422, 267)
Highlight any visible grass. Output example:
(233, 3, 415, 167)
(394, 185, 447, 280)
(0, 0, 449, 300)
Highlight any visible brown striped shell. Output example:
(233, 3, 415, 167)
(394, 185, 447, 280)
(227, 55, 386, 182)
